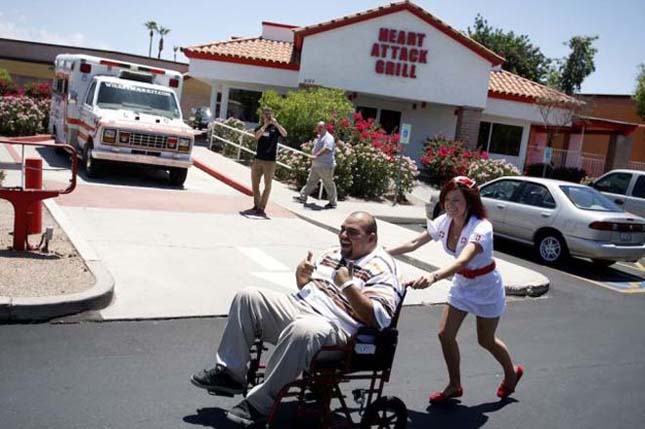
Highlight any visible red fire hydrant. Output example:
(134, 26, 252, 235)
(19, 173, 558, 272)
(25, 157, 43, 235)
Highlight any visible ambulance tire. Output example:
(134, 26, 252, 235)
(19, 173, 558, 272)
(168, 167, 188, 187)
(83, 141, 102, 178)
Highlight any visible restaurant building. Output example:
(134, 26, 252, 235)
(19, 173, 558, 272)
(172, 1, 639, 172)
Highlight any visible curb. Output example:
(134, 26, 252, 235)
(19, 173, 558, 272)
(0, 261, 114, 322)
(193, 158, 253, 196)
(0, 198, 115, 322)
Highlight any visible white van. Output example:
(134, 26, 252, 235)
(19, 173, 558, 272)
(591, 169, 645, 218)
(49, 54, 194, 186)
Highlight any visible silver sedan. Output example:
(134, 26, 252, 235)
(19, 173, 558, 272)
(429, 176, 645, 266)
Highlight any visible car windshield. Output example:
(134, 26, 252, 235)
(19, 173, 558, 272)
(560, 185, 623, 212)
(96, 82, 180, 119)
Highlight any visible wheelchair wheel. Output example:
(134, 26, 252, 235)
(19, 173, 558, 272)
(360, 396, 407, 429)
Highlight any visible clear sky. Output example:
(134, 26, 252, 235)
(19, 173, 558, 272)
(1, 0, 643, 94)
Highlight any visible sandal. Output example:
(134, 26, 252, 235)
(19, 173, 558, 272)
(429, 386, 463, 404)
(497, 365, 523, 399)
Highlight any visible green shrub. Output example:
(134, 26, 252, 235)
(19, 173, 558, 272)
(208, 117, 256, 161)
(259, 88, 354, 148)
(419, 137, 488, 186)
(468, 158, 521, 185)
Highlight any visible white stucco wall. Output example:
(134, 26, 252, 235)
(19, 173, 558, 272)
(352, 94, 457, 163)
(484, 97, 571, 125)
(298, 10, 492, 108)
(189, 58, 299, 89)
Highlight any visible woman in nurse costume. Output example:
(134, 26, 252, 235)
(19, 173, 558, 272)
(387, 176, 523, 403)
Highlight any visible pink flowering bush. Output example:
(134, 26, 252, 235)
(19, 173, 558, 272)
(467, 158, 520, 185)
(420, 137, 488, 186)
(0, 96, 50, 136)
(277, 112, 418, 200)
(0, 79, 52, 136)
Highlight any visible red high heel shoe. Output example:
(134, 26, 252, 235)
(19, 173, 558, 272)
(497, 365, 523, 399)
(429, 386, 463, 404)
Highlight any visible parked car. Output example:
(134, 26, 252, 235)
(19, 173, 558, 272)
(191, 106, 213, 130)
(428, 176, 645, 266)
(590, 169, 645, 218)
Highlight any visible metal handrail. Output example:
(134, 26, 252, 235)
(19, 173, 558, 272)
(208, 120, 324, 199)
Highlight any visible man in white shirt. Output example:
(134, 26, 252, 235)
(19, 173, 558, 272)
(191, 211, 402, 427)
(293, 121, 338, 209)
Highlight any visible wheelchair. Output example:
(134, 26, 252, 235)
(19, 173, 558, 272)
(213, 290, 408, 428)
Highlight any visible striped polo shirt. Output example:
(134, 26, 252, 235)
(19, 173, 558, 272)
(294, 246, 403, 335)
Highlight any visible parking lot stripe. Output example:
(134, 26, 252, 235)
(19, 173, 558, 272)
(558, 270, 645, 294)
(237, 247, 290, 271)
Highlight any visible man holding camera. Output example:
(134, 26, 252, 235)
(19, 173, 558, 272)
(242, 108, 287, 218)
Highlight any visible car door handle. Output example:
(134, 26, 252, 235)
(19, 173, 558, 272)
(496, 204, 505, 209)
(540, 212, 551, 218)
(614, 199, 624, 205)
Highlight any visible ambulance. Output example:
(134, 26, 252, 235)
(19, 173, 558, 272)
(49, 54, 194, 186)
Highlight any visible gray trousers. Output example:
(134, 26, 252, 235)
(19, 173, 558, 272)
(215, 287, 349, 414)
(299, 165, 337, 205)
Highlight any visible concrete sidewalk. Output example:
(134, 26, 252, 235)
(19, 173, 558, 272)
(192, 146, 550, 297)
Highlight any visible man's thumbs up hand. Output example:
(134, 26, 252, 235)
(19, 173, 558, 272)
(296, 251, 315, 288)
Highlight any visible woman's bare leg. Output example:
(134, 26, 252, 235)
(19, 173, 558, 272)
(476, 316, 518, 386)
(437, 305, 468, 393)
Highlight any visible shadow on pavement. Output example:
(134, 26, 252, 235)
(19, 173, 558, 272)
(183, 407, 233, 428)
(407, 398, 517, 428)
(34, 146, 184, 190)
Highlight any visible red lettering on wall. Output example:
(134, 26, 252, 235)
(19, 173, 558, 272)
(390, 46, 400, 60)
(378, 28, 389, 42)
(371, 29, 426, 79)
(385, 61, 395, 75)
(399, 47, 408, 61)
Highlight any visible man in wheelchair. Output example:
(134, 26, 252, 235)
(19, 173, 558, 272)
(191, 211, 404, 427)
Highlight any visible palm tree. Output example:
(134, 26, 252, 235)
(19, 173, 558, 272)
(157, 26, 171, 59)
(144, 21, 158, 57)
(173, 45, 179, 62)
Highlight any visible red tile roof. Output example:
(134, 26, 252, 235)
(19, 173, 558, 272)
(488, 69, 579, 105)
(183, 37, 298, 70)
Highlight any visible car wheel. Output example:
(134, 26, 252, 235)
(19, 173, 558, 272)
(168, 167, 188, 187)
(535, 231, 568, 265)
(82, 141, 101, 178)
(591, 259, 616, 268)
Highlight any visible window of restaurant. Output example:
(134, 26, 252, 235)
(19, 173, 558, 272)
(355, 106, 401, 134)
(227, 89, 262, 123)
(477, 121, 523, 156)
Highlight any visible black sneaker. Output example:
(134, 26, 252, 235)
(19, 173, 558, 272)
(226, 400, 267, 427)
(324, 203, 337, 209)
(255, 208, 269, 218)
(292, 195, 307, 203)
(240, 207, 259, 216)
(190, 365, 245, 395)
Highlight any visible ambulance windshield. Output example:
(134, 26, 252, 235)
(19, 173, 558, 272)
(96, 82, 180, 119)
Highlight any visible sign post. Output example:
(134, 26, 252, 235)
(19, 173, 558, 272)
(542, 146, 553, 177)
(394, 123, 411, 206)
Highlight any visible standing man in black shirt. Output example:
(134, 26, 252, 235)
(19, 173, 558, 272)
(242, 108, 287, 218)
